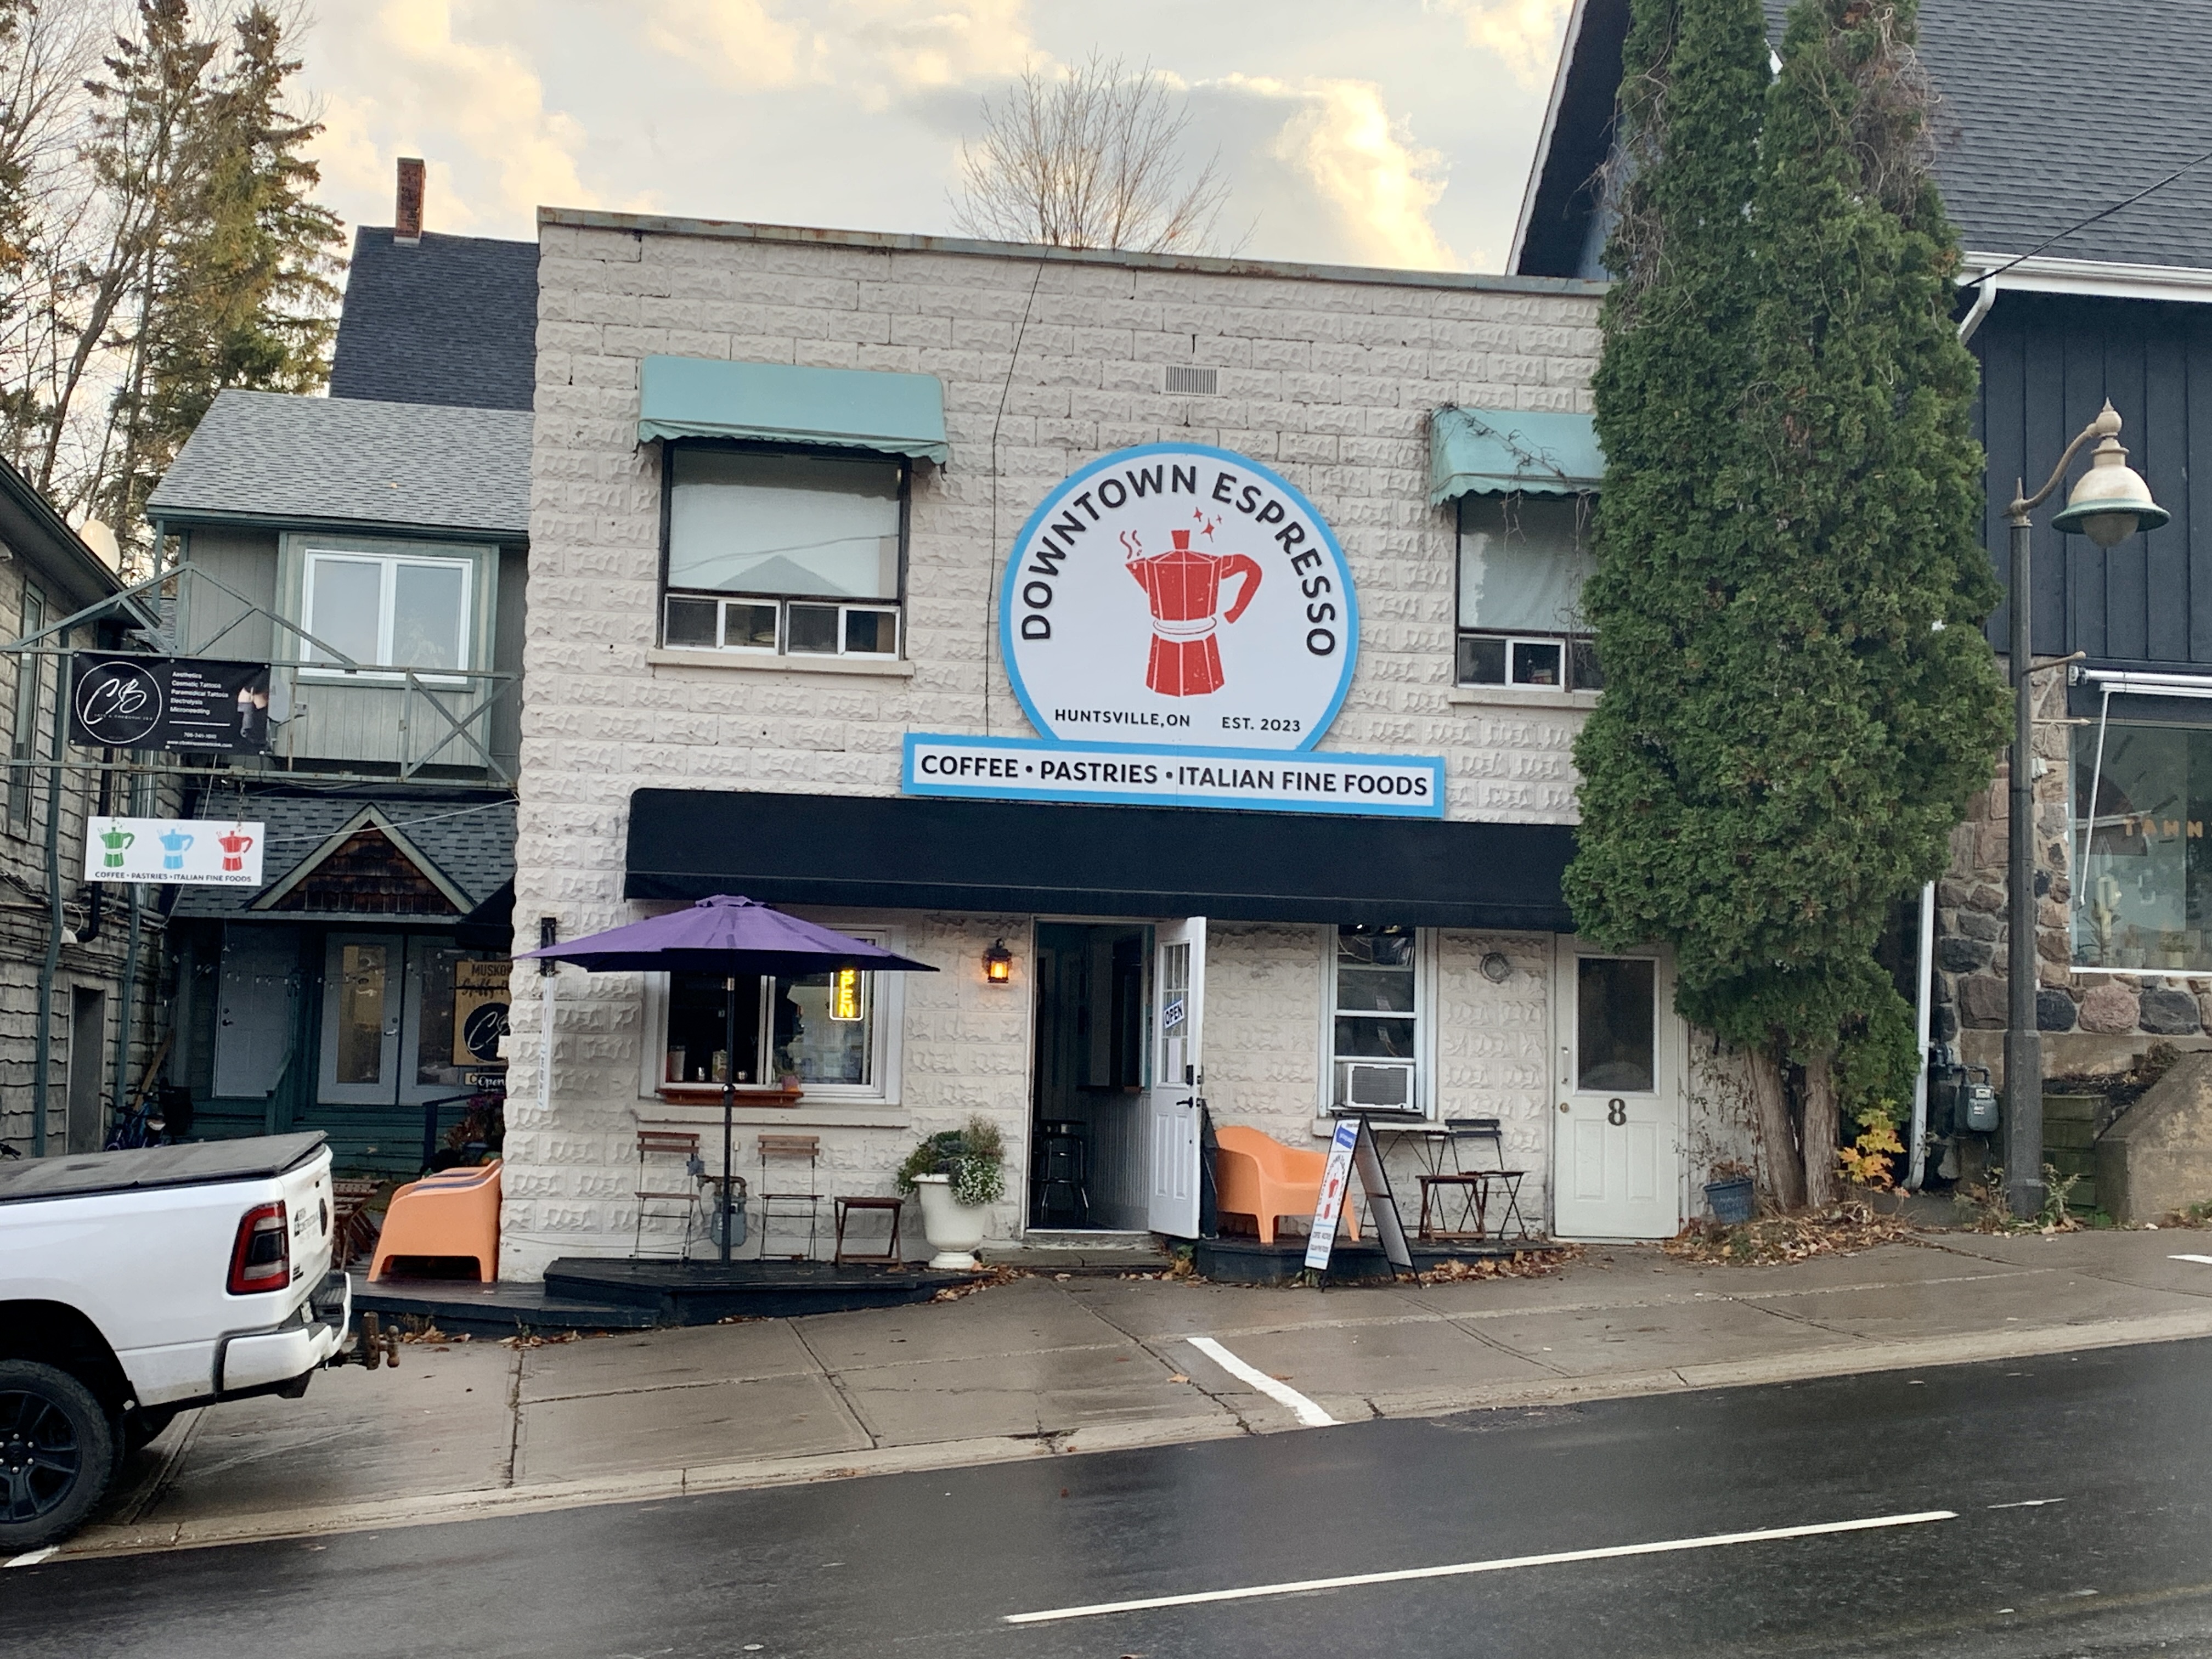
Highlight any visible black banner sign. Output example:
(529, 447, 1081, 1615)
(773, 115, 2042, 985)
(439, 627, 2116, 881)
(70, 655, 273, 753)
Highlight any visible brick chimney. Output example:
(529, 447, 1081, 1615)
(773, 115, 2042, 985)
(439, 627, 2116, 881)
(394, 157, 425, 245)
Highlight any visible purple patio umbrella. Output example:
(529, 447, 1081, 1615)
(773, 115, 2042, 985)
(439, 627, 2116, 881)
(523, 895, 936, 1263)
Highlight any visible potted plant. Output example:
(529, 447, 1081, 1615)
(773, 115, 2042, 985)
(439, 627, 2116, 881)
(1703, 1159, 1756, 1225)
(896, 1115, 1006, 1269)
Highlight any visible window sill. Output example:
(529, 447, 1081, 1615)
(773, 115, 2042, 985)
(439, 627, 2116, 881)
(637, 1098, 908, 1131)
(1447, 685, 1600, 711)
(646, 647, 916, 678)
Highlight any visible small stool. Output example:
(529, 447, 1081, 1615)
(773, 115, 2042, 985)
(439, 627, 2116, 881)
(1032, 1119, 1090, 1226)
(833, 1197, 903, 1265)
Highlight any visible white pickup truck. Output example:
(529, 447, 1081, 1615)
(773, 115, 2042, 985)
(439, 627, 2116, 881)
(0, 1131, 353, 1550)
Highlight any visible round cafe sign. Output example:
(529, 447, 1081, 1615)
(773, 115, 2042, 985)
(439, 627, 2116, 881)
(1000, 444, 1358, 751)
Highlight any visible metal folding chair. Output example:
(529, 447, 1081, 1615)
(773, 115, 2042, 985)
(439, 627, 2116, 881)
(758, 1133, 822, 1260)
(633, 1130, 704, 1259)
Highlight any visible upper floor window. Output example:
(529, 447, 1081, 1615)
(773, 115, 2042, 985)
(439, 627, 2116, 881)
(302, 548, 473, 681)
(1457, 493, 1602, 692)
(662, 445, 904, 659)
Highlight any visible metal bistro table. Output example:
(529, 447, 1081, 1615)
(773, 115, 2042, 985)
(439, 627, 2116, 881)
(1355, 1113, 1531, 1242)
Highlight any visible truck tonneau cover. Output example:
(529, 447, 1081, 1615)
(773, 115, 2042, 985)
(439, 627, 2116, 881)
(0, 1133, 329, 1203)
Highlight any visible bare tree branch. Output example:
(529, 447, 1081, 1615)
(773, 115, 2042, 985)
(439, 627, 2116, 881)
(952, 52, 1229, 255)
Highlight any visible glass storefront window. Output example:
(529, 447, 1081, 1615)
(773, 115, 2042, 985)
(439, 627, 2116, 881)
(2073, 721, 2212, 971)
(661, 961, 880, 1090)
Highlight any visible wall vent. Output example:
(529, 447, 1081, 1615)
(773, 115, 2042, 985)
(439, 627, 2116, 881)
(1164, 365, 1219, 396)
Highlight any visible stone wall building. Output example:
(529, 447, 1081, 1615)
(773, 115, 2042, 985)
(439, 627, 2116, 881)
(499, 210, 1726, 1277)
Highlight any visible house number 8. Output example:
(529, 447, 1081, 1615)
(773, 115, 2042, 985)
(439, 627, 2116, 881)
(1606, 1099, 1627, 1126)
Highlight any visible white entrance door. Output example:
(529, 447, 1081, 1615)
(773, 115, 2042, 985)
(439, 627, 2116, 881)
(1145, 917, 1206, 1238)
(320, 933, 402, 1105)
(1551, 940, 1681, 1240)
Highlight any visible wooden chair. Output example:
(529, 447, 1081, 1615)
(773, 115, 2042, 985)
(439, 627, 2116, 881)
(330, 1178, 381, 1269)
(1212, 1125, 1357, 1245)
(634, 1130, 703, 1259)
(758, 1134, 821, 1260)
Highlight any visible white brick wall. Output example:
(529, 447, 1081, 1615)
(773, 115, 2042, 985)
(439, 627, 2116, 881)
(506, 216, 1610, 1273)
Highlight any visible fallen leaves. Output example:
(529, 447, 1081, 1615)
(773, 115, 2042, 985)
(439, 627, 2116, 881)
(1664, 1201, 1912, 1265)
(1415, 1247, 1579, 1285)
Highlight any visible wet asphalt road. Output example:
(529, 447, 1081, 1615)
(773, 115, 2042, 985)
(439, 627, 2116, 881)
(7, 1336, 2212, 1659)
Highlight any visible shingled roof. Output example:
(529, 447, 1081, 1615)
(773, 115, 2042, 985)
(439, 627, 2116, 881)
(330, 227, 538, 412)
(146, 390, 531, 538)
(1515, 0, 2212, 278)
(171, 795, 515, 922)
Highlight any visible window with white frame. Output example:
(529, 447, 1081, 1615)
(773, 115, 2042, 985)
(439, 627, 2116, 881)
(650, 929, 896, 1098)
(1330, 924, 1425, 1113)
(1457, 493, 1602, 691)
(302, 549, 473, 679)
(662, 444, 904, 659)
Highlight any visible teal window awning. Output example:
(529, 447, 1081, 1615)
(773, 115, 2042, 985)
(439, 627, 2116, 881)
(1430, 407, 1604, 505)
(639, 356, 950, 465)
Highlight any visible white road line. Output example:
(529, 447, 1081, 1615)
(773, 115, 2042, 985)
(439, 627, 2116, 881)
(5, 1548, 57, 1568)
(1003, 1510, 1959, 1625)
(2169, 1255, 2212, 1267)
(1187, 1336, 1336, 1427)
(1988, 1498, 2065, 1509)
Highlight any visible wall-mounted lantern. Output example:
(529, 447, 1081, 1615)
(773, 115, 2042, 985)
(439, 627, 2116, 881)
(983, 938, 1014, 985)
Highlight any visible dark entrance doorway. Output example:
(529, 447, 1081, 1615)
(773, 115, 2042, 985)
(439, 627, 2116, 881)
(1030, 921, 1148, 1229)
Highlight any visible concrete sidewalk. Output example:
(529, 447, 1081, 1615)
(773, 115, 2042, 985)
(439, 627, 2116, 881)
(63, 1228, 2212, 1560)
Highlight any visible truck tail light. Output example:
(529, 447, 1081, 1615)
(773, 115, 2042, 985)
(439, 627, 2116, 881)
(227, 1201, 290, 1295)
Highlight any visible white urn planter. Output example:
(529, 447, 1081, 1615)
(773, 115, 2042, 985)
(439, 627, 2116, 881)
(912, 1173, 987, 1270)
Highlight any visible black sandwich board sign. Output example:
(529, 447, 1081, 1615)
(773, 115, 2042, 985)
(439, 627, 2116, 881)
(1304, 1115, 1414, 1278)
(70, 655, 273, 754)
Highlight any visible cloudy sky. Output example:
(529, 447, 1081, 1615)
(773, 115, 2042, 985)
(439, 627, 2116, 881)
(298, 0, 1575, 273)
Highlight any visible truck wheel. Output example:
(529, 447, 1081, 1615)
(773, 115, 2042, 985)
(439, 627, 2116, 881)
(0, 1361, 116, 1551)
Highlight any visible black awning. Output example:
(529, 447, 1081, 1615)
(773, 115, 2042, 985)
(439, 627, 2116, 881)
(625, 789, 1576, 930)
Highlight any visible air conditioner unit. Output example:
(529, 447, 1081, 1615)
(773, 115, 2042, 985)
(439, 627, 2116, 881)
(1342, 1061, 1415, 1111)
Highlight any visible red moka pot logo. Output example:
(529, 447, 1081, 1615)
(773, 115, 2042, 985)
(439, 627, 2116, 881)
(1124, 528, 1262, 697)
(1002, 444, 1359, 752)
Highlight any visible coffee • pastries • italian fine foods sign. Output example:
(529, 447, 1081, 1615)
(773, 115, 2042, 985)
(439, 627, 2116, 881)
(904, 444, 1443, 817)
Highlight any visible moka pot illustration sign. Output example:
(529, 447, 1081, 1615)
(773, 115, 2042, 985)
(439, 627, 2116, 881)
(1001, 444, 1358, 751)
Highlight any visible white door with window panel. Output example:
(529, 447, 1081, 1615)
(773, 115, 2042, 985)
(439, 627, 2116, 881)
(320, 934, 402, 1105)
(320, 934, 469, 1108)
(1550, 941, 1681, 1240)
(1145, 918, 1206, 1238)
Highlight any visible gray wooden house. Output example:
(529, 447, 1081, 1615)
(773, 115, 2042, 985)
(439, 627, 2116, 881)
(142, 201, 536, 1171)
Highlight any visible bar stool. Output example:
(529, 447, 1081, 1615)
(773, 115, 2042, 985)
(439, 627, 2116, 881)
(1032, 1119, 1090, 1226)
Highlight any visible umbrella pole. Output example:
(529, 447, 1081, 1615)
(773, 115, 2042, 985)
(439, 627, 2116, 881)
(721, 974, 737, 1265)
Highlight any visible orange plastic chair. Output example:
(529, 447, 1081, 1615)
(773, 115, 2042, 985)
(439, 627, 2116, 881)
(369, 1160, 502, 1282)
(1211, 1126, 1357, 1245)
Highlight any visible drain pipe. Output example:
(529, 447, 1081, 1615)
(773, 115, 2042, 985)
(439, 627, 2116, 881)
(1906, 880, 1937, 1189)
(1958, 274, 1999, 344)
(30, 656, 66, 1155)
(110, 881, 143, 1127)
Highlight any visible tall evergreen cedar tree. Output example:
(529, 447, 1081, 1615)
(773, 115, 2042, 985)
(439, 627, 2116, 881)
(100, 2, 343, 534)
(1566, 0, 2008, 1207)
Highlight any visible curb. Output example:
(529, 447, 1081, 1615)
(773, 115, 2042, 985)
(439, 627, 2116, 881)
(50, 1306, 2212, 1565)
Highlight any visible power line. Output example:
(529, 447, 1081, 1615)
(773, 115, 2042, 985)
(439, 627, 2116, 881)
(1974, 144, 2212, 287)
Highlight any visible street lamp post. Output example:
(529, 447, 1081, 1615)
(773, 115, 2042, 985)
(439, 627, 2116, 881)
(2003, 400, 2169, 1219)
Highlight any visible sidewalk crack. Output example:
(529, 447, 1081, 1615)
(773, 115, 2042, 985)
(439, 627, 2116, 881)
(790, 1318, 878, 1449)
(501, 1346, 522, 1488)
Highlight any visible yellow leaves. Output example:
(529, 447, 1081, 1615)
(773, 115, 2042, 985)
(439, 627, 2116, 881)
(1835, 1120, 1904, 1189)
